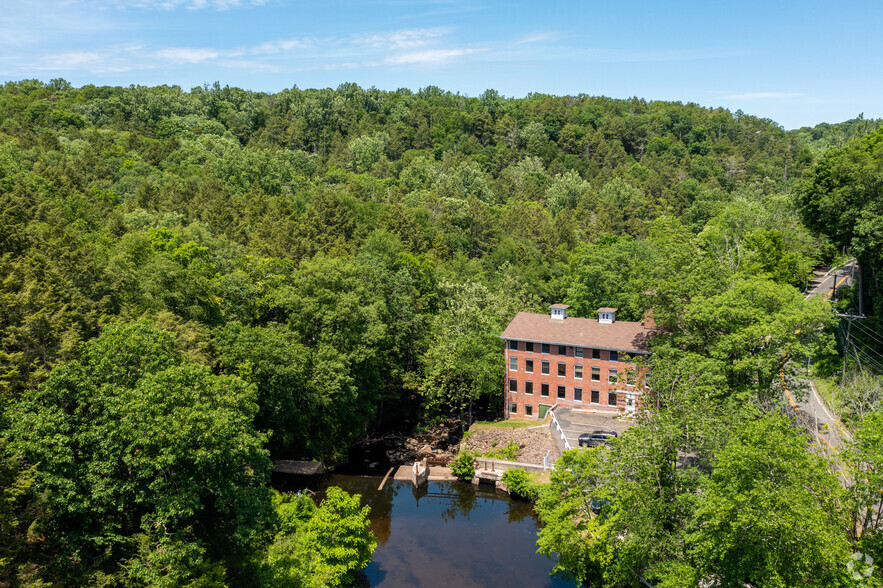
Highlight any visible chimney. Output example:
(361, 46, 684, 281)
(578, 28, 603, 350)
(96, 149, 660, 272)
(550, 304, 570, 320)
(642, 308, 656, 329)
(597, 307, 617, 324)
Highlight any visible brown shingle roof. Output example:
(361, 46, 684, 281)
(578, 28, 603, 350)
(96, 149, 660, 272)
(501, 312, 653, 353)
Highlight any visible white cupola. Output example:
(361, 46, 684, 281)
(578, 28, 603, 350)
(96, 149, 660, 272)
(549, 304, 570, 320)
(597, 307, 617, 324)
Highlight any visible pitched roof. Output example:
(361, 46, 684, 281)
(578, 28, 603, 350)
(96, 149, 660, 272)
(501, 312, 654, 353)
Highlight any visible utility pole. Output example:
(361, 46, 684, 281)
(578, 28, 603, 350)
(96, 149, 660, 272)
(843, 317, 852, 382)
(859, 263, 864, 317)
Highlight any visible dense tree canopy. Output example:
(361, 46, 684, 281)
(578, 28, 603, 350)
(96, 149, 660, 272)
(0, 78, 877, 585)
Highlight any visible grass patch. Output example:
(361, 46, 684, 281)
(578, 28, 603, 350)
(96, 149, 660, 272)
(471, 417, 547, 431)
(814, 376, 845, 419)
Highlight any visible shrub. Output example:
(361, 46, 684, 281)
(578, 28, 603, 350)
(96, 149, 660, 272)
(485, 440, 519, 461)
(501, 467, 539, 501)
(450, 451, 476, 482)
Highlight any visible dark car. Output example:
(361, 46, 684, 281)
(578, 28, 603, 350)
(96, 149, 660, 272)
(578, 430, 619, 448)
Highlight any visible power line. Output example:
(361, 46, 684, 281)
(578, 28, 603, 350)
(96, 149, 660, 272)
(849, 345, 883, 374)
(848, 319, 883, 349)
(847, 317, 883, 342)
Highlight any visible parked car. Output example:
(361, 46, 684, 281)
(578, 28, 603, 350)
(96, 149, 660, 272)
(578, 430, 618, 448)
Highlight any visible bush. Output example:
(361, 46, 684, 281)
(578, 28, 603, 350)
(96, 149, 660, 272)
(501, 467, 539, 501)
(450, 451, 476, 482)
(484, 440, 520, 461)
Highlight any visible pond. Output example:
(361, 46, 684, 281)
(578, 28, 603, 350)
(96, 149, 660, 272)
(277, 474, 576, 587)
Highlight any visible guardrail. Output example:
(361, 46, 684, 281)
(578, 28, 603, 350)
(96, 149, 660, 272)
(474, 457, 550, 473)
(548, 408, 572, 451)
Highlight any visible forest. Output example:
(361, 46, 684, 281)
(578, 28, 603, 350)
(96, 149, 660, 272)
(1, 78, 883, 586)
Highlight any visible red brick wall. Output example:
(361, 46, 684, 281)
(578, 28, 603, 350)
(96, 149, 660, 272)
(503, 339, 645, 418)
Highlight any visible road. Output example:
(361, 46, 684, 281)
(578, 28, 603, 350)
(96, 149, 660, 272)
(785, 259, 858, 454)
(805, 259, 857, 302)
(549, 408, 632, 453)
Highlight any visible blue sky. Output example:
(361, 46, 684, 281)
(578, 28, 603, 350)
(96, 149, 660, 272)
(2, 0, 881, 129)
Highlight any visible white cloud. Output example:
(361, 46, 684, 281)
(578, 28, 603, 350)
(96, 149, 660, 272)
(250, 38, 317, 55)
(724, 92, 803, 100)
(515, 32, 559, 44)
(353, 27, 449, 50)
(16, 22, 488, 77)
(34, 45, 144, 72)
(386, 48, 482, 65)
(152, 47, 220, 63)
(110, 0, 267, 10)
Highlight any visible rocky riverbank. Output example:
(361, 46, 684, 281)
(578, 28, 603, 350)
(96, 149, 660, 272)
(463, 423, 561, 465)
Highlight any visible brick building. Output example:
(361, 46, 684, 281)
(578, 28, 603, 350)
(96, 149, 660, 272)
(500, 304, 654, 419)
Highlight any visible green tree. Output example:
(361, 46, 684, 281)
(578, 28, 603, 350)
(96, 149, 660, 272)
(263, 487, 376, 588)
(675, 277, 835, 405)
(419, 282, 513, 426)
(692, 415, 849, 587)
(8, 321, 273, 585)
(545, 169, 590, 215)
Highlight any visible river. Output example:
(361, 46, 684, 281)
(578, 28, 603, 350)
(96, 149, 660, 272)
(277, 474, 576, 587)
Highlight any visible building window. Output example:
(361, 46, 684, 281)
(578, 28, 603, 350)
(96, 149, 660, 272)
(542, 361, 550, 375)
(575, 347, 584, 358)
(591, 389, 600, 404)
(558, 345, 567, 356)
(591, 367, 600, 381)
(608, 391, 617, 406)
(525, 381, 533, 395)
(526, 342, 534, 353)
(525, 404, 533, 416)
(609, 350, 619, 362)
(574, 364, 583, 379)
(541, 383, 549, 397)
(645, 371, 652, 389)
(541, 343, 550, 354)
(609, 368, 618, 383)
(626, 369, 637, 387)
(509, 379, 517, 393)
(509, 357, 517, 371)
(574, 387, 583, 402)
(557, 385, 566, 399)
(558, 363, 566, 377)
(526, 359, 534, 373)
(592, 348, 601, 360)
(509, 340, 519, 351)
(510, 402, 518, 414)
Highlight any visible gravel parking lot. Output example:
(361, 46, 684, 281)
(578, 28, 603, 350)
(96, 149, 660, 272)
(551, 408, 633, 451)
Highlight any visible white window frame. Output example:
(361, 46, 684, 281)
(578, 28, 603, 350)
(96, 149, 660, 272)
(575, 364, 583, 379)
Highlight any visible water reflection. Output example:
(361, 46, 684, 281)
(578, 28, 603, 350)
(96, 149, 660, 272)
(296, 475, 575, 588)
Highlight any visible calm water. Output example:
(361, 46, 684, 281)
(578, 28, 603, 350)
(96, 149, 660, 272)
(281, 474, 576, 587)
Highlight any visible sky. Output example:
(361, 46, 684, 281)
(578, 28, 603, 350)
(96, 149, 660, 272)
(2, 0, 882, 130)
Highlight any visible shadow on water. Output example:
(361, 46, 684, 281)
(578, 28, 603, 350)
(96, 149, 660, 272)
(278, 474, 576, 588)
